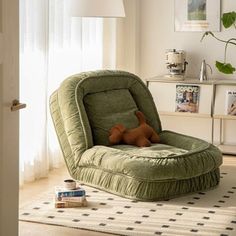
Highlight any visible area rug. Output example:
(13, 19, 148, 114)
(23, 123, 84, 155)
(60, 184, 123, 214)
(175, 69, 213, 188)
(19, 165, 236, 236)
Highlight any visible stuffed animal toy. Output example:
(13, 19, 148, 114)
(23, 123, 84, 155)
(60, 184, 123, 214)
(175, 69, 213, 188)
(109, 111, 160, 147)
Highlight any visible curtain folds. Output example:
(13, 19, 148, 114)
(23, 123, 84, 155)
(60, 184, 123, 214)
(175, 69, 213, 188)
(20, 0, 103, 186)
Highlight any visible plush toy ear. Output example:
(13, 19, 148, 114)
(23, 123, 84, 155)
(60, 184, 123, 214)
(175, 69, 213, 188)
(109, 124, 125, 145)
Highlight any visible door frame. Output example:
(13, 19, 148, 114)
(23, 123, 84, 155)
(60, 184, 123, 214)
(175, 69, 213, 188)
(0, 0, 19, 235)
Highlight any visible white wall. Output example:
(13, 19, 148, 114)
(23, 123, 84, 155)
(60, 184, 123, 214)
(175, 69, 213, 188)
(103, 0, 140, 74)
(116, 0, 140, 74)
(139, 0, 236, 80)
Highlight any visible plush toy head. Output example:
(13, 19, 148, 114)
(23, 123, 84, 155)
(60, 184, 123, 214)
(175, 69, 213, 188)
(109, 111, 160, 147)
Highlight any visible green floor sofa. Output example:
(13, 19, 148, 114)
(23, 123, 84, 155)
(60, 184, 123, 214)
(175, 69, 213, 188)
(50, 70, 222, 201)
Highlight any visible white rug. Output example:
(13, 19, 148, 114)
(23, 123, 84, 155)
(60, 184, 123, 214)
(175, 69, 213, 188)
(19, 165, 236, 236)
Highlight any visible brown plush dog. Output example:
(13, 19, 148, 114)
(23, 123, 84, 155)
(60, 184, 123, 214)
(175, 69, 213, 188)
(109, 111, 160, 147)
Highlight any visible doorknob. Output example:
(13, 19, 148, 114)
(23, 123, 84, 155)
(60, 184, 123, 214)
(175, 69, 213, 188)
(11, 99, 26, 111)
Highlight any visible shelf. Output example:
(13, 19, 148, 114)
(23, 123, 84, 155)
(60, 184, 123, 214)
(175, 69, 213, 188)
(148, 78, 236, 149)
(146, 76, 236, 86)
(213, 115, 236, 120)
(217, 144, 236, 155)
(158, 111, 211, 118)
(147, 78, 212, 85)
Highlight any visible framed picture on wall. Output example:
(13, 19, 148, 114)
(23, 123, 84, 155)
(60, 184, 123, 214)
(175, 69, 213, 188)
(175, 0, 221, 32)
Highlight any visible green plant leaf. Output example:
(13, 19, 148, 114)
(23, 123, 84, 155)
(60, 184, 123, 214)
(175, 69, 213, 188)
(215, 61, 236, 74)
(221, 12, 236, 28)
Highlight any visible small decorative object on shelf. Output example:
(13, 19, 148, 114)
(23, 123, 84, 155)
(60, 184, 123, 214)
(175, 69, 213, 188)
(175, 85, 200, 113)
(54, 180, 87, 208)
(226, 91, 236, 115)
(165, 49, 188, 81)
(199, 60, 212, 82)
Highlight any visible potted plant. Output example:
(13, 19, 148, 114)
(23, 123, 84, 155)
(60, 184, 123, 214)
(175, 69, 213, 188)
(201, 11, 236, 74)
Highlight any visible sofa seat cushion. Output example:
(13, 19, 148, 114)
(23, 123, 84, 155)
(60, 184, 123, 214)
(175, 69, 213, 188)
(79, 131, 221, 181)
(112, 143, 188, 158)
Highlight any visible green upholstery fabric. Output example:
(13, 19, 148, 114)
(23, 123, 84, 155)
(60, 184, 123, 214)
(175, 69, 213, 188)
(79, 131, 221, 181)
(112, 143, 188, 158)
(50, 70, 222, 201)
(84, 89, 138, 145)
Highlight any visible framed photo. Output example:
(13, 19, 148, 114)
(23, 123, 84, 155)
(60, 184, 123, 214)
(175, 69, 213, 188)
(176, 85, 200, 113)
(175, 0, 221, 32)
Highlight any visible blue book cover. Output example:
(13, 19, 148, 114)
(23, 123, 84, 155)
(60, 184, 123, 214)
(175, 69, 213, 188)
(55, 186, 86, 198)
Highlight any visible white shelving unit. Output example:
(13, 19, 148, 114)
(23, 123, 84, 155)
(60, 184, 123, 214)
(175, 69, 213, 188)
(146, 76, 236, 155)
(213, 115, 236, 154)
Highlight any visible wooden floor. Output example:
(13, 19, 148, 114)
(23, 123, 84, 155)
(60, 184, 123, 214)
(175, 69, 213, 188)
(19, 166, 111, 236)
(19, 155, 236, 236)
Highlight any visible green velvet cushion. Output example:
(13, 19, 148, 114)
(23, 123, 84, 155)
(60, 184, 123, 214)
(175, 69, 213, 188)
(112, 143, 188, 158)
(79, 131, 222, 181)
(84, 89, 138, 145)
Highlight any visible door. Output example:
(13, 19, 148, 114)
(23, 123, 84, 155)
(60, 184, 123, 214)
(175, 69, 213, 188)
(0, 0, 20, 235)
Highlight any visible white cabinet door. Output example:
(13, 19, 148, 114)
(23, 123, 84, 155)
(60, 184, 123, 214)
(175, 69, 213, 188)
(0, 0, 20, 235)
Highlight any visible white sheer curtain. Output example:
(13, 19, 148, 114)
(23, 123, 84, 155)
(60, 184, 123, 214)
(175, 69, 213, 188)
(20, 0, 103, 186)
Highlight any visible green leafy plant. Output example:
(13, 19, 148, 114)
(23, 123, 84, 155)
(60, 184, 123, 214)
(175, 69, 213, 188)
(201, 11, 236, 74)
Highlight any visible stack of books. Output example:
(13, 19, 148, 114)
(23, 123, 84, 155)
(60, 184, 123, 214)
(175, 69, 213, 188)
(54, 186, 87, 208)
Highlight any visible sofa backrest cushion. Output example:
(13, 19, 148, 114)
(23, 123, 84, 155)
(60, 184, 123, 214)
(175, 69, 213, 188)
(84, 88, 139, 145)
